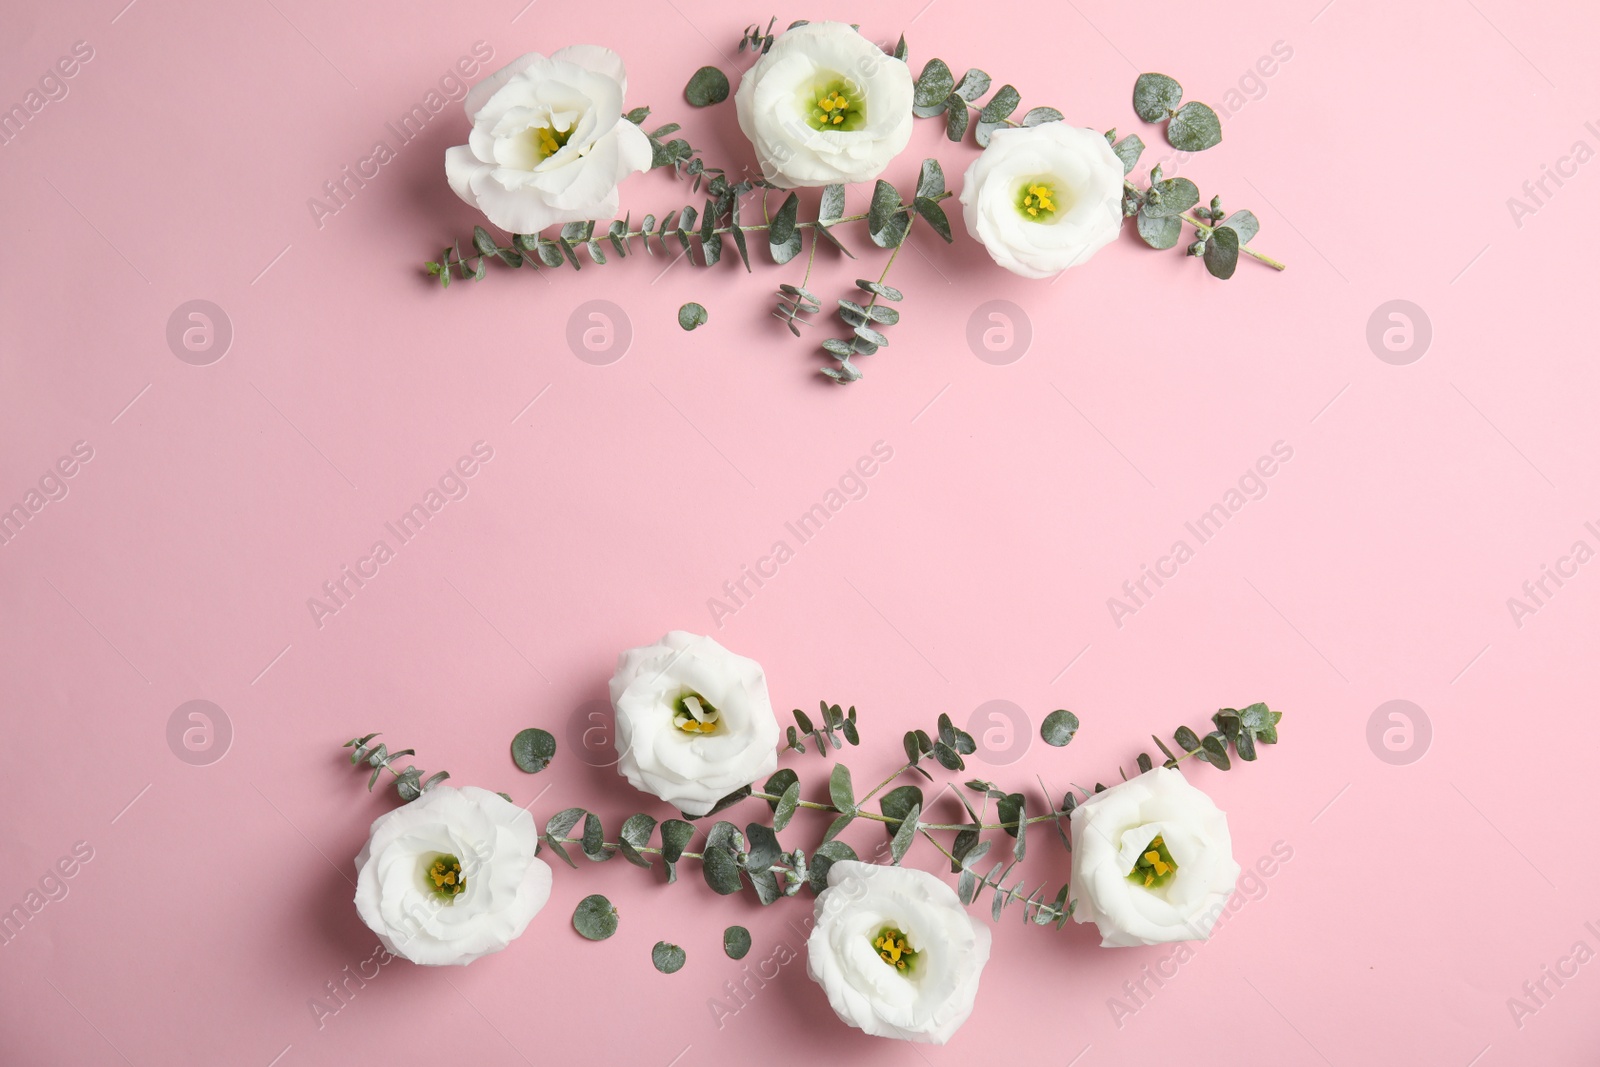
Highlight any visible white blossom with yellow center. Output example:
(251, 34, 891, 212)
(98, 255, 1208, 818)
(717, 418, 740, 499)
(807, 861, 991, 1044)
(610, 632, 779, 816)
(959, 121, 1125, 279)
(1068, 768, 1240, 947)
(734, 21, 914, 187)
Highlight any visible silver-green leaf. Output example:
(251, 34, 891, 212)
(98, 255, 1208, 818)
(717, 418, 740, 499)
(510, 728, 556, 773)
(1040, 709, 1080, 747)
(1167, 101, 1221, 152)
(572, 894, 618, 940)
(684, 66, 730, 107)
(652, 941, 687, 973)
(678, 302, 708, 331)
(1133, 73, 1183, 122)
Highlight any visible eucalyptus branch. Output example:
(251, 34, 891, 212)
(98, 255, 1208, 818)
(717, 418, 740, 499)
(343, 699, 1284, 936)
(819, 160, 953, 382)
(908, 59, 1284, 279)
(343, 733, 451, 801)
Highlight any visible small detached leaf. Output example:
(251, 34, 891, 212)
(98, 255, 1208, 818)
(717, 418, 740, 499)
(510, 728, 556, 773)
(573, 894, 618, 941)
(684, 66, 730, 107)
(1133, 73, 1184, 122)
(1040, 709, 1080, 748)
(724, 926, 752, 960)
(1167, 101, 1222, 152)
(678, 302, 709, 331)
(652, 941, 687, 974)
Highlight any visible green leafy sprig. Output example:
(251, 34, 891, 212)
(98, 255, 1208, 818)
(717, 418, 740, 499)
(908, 59, 1284, 280)
(341, 700, 1282, 934)
(783, 700, 861, 756)
(343, 733, 452, 801)
(819, 160, 952, 382)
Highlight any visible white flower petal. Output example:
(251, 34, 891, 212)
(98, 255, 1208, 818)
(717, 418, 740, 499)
(959, 122, 1125, 279)
(445, 49, 648, 233)
(353, 786, 551, 967)
(807, 862, 991, 1044)
(610, 632, 779, 815)
(1068, 768, 1240, 947)
(550, 44, 629, 92)
(734, 21, 913, 188)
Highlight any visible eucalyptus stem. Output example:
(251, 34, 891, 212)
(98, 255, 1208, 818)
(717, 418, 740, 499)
(554, 836, 792, 874)
(1181, 212, 1287, 270)
(435, 206, 917, 278)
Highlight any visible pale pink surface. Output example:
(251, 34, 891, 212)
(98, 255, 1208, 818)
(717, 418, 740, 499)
(2, 0, 1597, 1063)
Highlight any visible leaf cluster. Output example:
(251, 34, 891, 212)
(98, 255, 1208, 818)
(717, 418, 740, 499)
(343, 733, 450, 802)
(911, 59, 1062, 146)
(1143, 702, 1283, 774)
(784, 700, 861, 756)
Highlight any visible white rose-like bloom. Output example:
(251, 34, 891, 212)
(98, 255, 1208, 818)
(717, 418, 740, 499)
(609, 631, 779, 816)
(353, 786, 551, 966)
(958, 122, 1125, 279)
(1069, 768, 1241, 948)
(444, 46, 652, 233)
(735, 22, 913, 187)
(807, 861, 992, 1044)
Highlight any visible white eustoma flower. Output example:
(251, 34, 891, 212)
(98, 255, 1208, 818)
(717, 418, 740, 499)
(807, 861, 991, 1044)
(609, 631, 779, 816)
(958, 122, 1125, 279)
(353, 786, 551, 966)
(1069, 768, 1240, 947)
(445, 46, 652, 233)
(735, 22, 913, 187)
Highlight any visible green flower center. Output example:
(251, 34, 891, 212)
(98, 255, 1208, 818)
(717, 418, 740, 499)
(528, 123, 571, 161)
(1127, 834, 1178, 889)
(873, 927, 917, 972)
(1016, 178, 1068, 221)
(425, 854, 466, 902)
(805, 77, 866, 131)
(673, 690, 721, 735)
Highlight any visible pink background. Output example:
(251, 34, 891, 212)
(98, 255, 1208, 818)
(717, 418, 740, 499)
(3, 0, 1597, 1062)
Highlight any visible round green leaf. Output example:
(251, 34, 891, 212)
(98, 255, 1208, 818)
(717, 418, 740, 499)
(510, 727, 556, 773)
(1041, 709, 1080, 747)
(572, 894, 618, 940)
(684, 66, 729, 107)
(678, 302, 708, 331)
(1132, 73, 1183, 122)
(1203, 225, 1239, 280)
(1137, 210, 1181, 250)
(1167, 101, 1222, 153)
(723, 925, 752, 960)
(652, 941, 687, 973)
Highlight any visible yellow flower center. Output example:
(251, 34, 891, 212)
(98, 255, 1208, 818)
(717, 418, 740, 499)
(1017, 180, 1063, 221)
(530, 123, 571, 161)
(673, 691, 721, 735)
(1127, 835, 1178, 889)
(873, 927, 917, 971)
(425, 854, 465, 902)
(805, 77, 866, 131)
